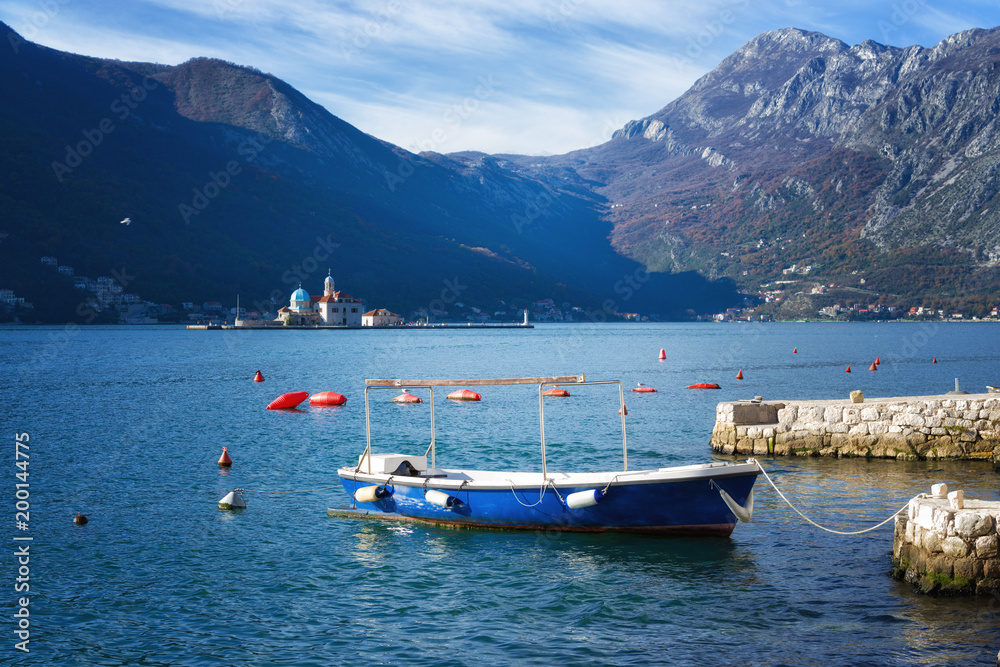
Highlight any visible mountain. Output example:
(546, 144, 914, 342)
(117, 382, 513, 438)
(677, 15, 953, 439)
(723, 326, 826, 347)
(0, 22, 737, 323)
(500, 27, 1000, 315)
(6, 22, 1000, 324)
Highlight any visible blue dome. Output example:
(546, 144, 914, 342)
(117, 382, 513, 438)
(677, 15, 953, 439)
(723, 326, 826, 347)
(291, 288, 310, 302)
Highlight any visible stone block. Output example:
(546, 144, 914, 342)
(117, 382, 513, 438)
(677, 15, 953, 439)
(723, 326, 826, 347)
(772, 441, 793, 456)
(849, 423, 869, 436)
(868, 422, 890, 435)
(929, 554, 953, 578)
(941, 536, 971, 558)
(850, 391, 864, 404)
(930, 427, 947, 436)
(843, 408, 861, 424)
(959, 428, 978, 442)
(920, 528, 942, 553)
(732, 403, 778, 425)
(778, 406, 797, 424)
(861, 407, 880, 421)
(829, 423, 850, 433)
(824, 406, 843, 423)
(915, 502, 936, 530)
(953, 557, 982, 581)
(955, 512, 994, 539)
(984, 559, 1000, 579)
(975, 534, 999, 559)
(933, 506, 953, 534)
(948, 490, 964, 510)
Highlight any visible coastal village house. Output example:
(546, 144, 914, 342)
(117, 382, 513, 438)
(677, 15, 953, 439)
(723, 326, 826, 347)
(275, 271, 363, 326)
(362, 308, 402, 326)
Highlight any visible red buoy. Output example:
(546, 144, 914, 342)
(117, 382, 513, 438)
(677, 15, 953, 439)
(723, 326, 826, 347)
(447, 389, 481, 401)
(793, 347, 797, 354)
(845, 365, 851, 373)
(736, 369, 744, 380)
(73, 512, 88, 525)
(542, 387, 570, 397)
(253, 370, 264, 382)
(932, 358, 937, 364)
(658, 348, 666, 360)
(869, 362, 877, 371)
(631, 383, 657, 393)
(266, 391, 309, 410)
(218, 446, 233, 467)
(875, 357, 880, 365)
(619, 404, 628, 416)
(688, 383, 721, 389)
(309, 391, 347, 406)
(392, 390, 422, 404)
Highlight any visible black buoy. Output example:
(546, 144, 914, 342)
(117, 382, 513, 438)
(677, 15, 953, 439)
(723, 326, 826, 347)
(73, 512, 88, 525)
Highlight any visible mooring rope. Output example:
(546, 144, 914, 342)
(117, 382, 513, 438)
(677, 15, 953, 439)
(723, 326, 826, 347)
(756, 464, 909, 535)
(235, 485, 343, 495)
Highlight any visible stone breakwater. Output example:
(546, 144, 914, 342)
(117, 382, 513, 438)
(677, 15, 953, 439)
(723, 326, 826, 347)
(891, 489, 1000, 595)
(712, 394, 1000, 462)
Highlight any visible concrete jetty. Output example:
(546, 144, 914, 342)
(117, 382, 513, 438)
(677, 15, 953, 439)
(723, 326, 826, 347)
(892, 485, 1000, 595)
(712, 394, 1000, 463)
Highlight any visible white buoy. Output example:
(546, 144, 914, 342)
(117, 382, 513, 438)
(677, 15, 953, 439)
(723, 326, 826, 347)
(566, 488, 605, 509)
(354, 485, 390, 503)
(218, 490, 246, 510)
(424, 489, 459, 508)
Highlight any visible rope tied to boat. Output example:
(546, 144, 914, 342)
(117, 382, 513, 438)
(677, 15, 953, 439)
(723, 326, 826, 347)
(508, 477, 556, 507)
(755, 462, 908, 535)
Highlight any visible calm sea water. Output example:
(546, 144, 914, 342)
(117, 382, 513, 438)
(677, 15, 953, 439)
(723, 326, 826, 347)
(2, 322, 999, 666)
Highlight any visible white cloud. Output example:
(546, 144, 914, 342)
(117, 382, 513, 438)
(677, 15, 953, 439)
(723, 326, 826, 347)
(1, 0, 997, 155)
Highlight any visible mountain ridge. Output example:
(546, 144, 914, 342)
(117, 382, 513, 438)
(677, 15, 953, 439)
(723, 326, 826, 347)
(0, 21, 737, 322)
(4, 22, 1000, 323)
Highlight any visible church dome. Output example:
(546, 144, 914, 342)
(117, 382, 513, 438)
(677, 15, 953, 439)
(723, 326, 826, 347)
(291, 287, 310, 303)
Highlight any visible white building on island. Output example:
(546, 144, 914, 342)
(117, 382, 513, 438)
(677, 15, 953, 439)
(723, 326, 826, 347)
(275, 271, 363, 326)
(362, 308, 402, 326)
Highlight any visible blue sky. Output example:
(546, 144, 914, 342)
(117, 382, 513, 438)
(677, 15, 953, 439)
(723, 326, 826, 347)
(1, 0, 997, 155)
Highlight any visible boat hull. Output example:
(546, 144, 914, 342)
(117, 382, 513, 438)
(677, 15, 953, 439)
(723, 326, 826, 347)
(336, 462, 758, 536)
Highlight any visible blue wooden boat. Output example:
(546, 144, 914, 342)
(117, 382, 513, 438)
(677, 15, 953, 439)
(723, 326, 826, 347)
(334, 375, 759, 536)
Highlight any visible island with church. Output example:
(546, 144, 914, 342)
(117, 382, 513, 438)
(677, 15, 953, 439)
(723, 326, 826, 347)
(186, 270, 531, 330)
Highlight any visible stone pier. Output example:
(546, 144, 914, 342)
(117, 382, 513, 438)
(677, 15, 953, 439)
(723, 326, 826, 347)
(712, 394, 1000, 462)
(891, 486, 1000, 595)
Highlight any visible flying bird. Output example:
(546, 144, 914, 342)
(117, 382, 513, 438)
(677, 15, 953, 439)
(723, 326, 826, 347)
(120, 217, 131, 225)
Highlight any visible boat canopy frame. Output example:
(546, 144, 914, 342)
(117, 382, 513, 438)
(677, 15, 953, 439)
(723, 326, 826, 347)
(361, 374, 629, 477)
